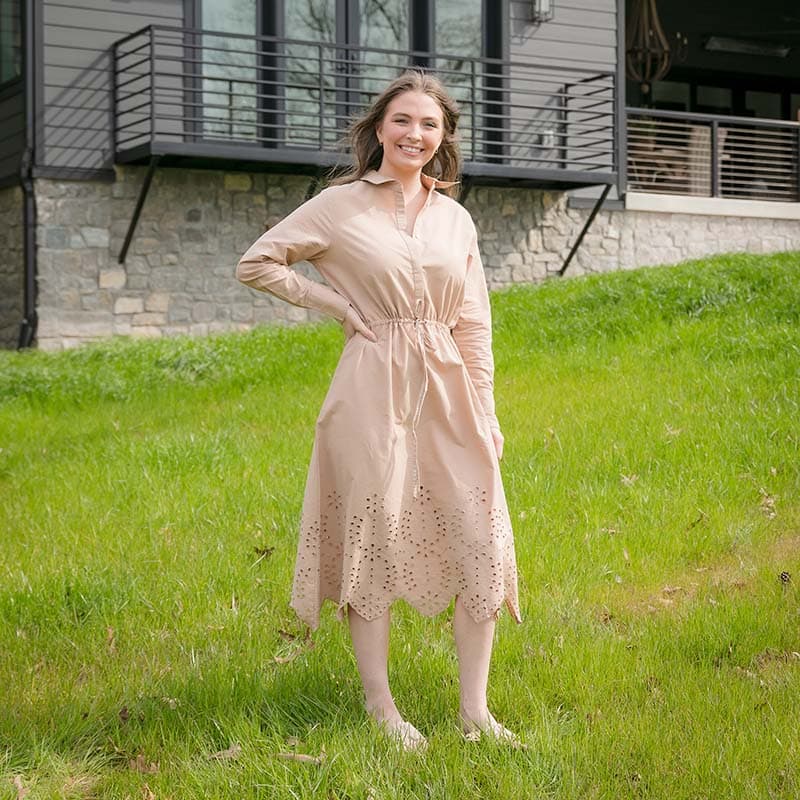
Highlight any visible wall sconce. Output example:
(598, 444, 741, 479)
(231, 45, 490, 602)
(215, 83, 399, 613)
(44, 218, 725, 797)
(532, 0, 554, 23)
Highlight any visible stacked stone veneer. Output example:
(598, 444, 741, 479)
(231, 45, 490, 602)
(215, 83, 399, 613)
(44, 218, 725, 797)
(23, 165, 800, 350)
(0, 186, 24, 349)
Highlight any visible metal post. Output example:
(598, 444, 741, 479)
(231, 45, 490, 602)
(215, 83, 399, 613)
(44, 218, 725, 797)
(149, 26, 156, 144)
(710, 120, 719, 197)
(558, 184, 612, 276)
(18, 0, 38, 349)
(319, 44, 325, 149)
(796, 128, 800, 202)
(118, 155, 161, 265)
(470, 59, 477, 162)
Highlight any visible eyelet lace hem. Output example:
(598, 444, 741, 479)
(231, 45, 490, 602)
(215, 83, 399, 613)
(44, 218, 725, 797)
(289, 484, 522, 631)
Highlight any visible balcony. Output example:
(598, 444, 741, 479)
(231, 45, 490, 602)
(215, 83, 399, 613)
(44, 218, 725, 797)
(626, 108, 800, 203)
(111, 25, 618, 191)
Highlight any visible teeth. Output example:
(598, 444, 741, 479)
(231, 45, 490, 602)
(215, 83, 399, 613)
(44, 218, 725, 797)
(399, 145, 422, 153)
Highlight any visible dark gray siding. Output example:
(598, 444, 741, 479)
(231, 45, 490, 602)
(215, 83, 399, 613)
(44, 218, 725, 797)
(41, 0, 183, 173)
(0, 81, 25, 180)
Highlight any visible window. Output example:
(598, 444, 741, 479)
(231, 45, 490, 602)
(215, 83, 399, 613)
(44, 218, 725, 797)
(193, 1, 496, 152)
(200, 0, 258, 140)
(0, 0, 22, 84)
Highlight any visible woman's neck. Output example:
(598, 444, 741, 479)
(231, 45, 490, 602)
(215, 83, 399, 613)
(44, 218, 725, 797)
(375, 165, 424, 200)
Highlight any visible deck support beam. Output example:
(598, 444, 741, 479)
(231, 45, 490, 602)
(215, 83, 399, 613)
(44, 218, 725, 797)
(118, 155, 161, 264)
(559, 184, 612, 276)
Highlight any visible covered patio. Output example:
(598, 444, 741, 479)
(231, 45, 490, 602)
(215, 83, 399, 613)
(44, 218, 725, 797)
(624, 0, 800, 202)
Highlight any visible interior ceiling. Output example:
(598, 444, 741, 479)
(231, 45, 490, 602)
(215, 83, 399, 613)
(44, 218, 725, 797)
(645, 0, 800, 42)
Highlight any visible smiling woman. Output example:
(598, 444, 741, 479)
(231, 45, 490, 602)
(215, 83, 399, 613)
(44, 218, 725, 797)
(235, 69, 522, 753)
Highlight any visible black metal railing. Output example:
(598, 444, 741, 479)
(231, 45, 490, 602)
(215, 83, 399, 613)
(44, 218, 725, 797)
(627, 108, 800, 202)
(111, 25, 617, 183)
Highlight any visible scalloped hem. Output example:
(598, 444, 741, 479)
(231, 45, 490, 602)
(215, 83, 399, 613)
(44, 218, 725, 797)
(291, 592, 522, 631)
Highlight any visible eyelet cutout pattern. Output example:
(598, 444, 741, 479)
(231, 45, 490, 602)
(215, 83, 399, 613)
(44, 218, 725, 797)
(290, 484, 521, 630)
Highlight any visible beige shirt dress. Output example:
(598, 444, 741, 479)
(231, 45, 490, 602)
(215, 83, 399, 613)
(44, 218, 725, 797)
(236, 169, 521, 630)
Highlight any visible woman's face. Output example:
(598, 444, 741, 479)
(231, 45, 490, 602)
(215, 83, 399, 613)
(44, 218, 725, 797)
(375, 90, 445, 179)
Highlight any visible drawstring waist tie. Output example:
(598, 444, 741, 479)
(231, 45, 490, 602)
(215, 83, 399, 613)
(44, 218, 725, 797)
(367, 317, 452, 500)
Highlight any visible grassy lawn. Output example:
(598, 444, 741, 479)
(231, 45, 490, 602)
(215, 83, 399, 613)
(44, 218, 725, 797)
(1, 251, 798, 799)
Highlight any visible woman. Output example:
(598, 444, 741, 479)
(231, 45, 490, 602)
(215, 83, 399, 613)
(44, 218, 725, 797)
(236, 70, 522, 752)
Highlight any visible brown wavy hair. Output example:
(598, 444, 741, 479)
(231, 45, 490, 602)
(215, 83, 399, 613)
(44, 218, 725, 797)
(328, 69, 462, 198)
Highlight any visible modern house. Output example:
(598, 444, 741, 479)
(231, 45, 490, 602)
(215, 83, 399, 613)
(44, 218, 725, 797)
(1, 0, 798, 350)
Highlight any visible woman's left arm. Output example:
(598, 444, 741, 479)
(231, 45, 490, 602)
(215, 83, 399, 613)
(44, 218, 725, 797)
(452, 230, 504, 459)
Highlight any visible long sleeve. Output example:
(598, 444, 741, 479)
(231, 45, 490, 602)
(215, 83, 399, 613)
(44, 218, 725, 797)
(452, 230, 501, 433)
(235, 189, 351, 323)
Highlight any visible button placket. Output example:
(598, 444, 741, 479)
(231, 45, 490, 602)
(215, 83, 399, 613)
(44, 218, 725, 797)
(391, 180, 436, 501)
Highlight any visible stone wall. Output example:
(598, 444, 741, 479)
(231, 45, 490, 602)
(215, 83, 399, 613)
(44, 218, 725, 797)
(464, 187, 800, 283)
(0, 186, 24, 349)
(35, 169, 329, 350)
(31, 166, 800, 350)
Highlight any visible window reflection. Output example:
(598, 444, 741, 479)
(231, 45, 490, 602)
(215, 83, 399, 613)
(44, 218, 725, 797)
(435, 0, 481, 160)
(201, 0, 257, 141)
(195, 0, 486, 155)
(284, 0, 336, 146)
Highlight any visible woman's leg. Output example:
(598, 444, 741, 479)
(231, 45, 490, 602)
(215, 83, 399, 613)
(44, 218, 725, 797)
(453, 595, 520, 742)
(346, 604, 398, 721)
(347, 604, 426, 748)
(453, 594, 496, 724)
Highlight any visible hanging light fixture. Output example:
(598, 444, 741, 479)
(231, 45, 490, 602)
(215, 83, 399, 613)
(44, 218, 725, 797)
(626, 0, 672, 97)
(532, 0, 554, 23)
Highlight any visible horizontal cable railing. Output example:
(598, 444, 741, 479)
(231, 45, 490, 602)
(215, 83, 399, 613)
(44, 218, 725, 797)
(626, 108, 800, 202)
(112, 25, 617, 178)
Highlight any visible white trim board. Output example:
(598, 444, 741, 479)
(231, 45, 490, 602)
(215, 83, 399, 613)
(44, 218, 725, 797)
(625, 192, 800, 220)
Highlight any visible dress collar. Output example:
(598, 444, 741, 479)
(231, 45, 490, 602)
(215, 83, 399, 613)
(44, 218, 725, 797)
(360, 169, 460, 190)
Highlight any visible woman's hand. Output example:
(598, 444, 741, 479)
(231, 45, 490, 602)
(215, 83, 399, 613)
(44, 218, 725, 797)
(491, 427, 504, 460)
(342, 306, 378, 343)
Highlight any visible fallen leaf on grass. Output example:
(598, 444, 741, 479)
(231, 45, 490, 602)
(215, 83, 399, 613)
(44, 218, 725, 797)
(129, 754, 159, 774)
(208, 743, 242, 761)
(119, 707, 130, 723)
(141, 783, 156, 800)
(276, 748, 326, 765)
(61, 775, 98, 796)
(107, 626, 117, 654)
(13, 776, 28, 800)
(274, 628, 315, 663)
(760, 490, 777, 519)
(620, 473, 639, 487)
(685, 510, 708, 531)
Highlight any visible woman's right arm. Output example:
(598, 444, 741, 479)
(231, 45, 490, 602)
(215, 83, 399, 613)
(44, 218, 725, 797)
(235, 189, 351, 323)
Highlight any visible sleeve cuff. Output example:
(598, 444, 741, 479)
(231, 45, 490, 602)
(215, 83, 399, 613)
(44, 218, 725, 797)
(307, 282, 352, 323)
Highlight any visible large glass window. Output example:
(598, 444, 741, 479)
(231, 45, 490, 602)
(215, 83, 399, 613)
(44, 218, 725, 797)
(201, 0, 258, 140)
(434, 0, 481, 159)
(0, 0, 22, 84)
(745, 90, 781, 121)
(194, 0, 491, 153)
(284, 0, 336, 145)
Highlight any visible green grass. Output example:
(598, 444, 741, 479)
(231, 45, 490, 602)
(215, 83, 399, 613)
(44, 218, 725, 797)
(1, 251, 799, 799)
